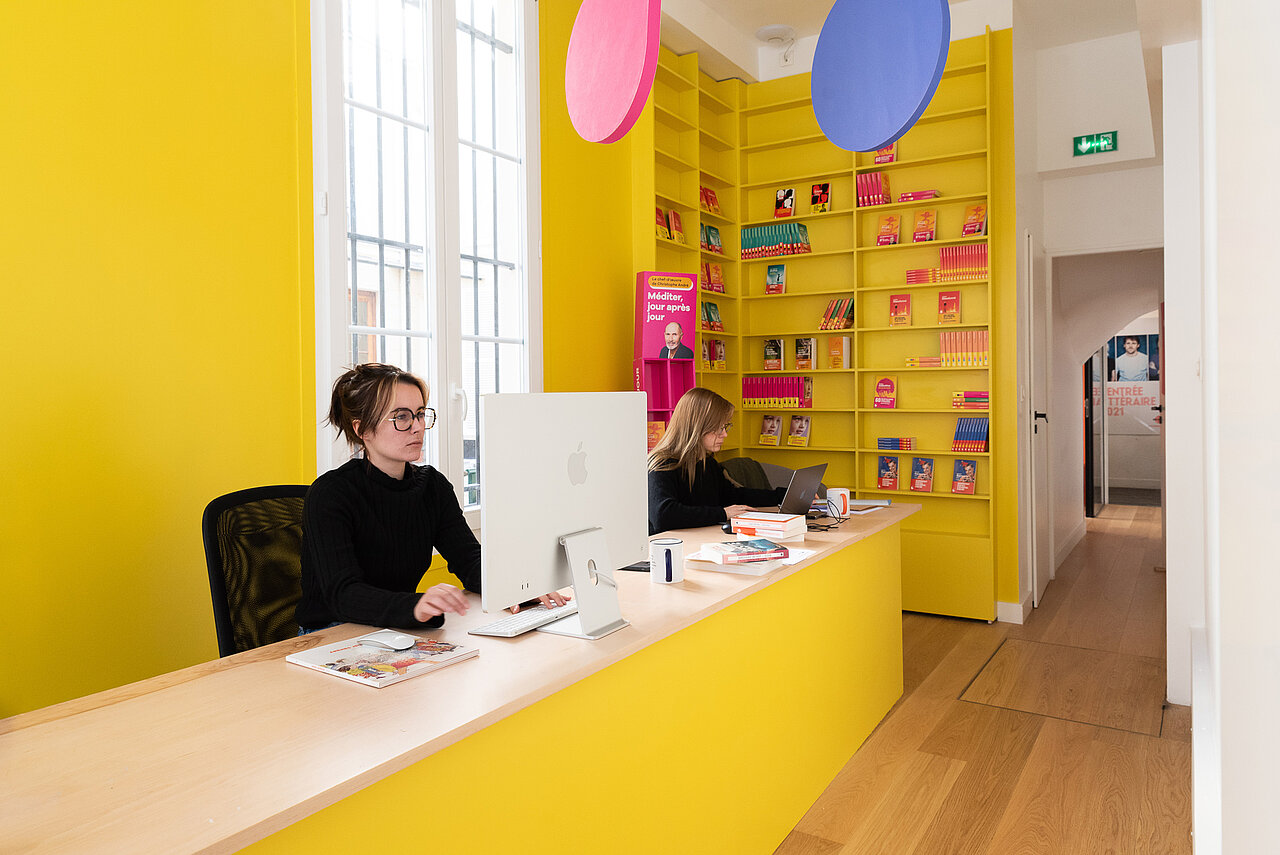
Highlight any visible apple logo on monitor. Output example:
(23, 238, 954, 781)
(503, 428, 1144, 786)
(567, 442, 589, 485)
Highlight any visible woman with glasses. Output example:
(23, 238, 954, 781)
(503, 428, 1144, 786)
(647, 387, 786, 535)
(296, 363, 565, 634)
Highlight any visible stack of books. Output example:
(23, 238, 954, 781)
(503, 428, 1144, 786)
(906, 355, 942, 368)
(952, 390, 989, 409)
(877, 437, 916, 450)
(741, 376, 813, 409)
(897, 189, 939, 202)
(940, 330, 990, 367)
(819, 298, 855, 329)
(729, 512, 806, 540)
(702, 537, 790, 564)
(905, 245, 989, 284)
(951, 417, 990, 452)
(740, 223, 812, 258)
(856, 171, 892, 206)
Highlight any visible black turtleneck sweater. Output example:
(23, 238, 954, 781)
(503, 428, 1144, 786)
(647, 455, 786, 535)
(295, 457, 481, 630)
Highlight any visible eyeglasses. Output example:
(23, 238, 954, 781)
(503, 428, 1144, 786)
(385, 408, 437, 431)
(714, 422, 732, 435)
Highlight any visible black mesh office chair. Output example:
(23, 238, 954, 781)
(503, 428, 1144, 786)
(201, 485, 309, 657)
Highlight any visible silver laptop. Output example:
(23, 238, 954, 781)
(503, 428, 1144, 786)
(778, 463, 828, 515)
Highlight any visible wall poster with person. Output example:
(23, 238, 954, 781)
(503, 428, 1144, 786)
(1097, 330, 1162, 434)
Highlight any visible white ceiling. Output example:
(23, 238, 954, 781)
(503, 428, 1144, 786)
(663, 0, 1199, 84)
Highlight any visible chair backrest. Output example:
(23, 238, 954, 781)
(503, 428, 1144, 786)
(201, 485, 309, 657)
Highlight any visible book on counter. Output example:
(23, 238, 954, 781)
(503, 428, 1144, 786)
(774, 187, 795, 218)
(794, 336, 817, 370)
(701, 537, 790, 564)
(910, 457, 934, 492)
(810, 182, 831, 213)
(877, 455, 900, 490)
(765, 263, 787, 294)
(938, 290, 962, 324)
(911, 209, 937, 242)
(729, 511, 807, 539)
(786, 414, 811, 447)
(951, 459, 977, 494)
(876, 213, 901, 245)
(286, 632, 479, 688)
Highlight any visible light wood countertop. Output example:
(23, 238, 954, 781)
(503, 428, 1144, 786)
(0, 505, 917, 854)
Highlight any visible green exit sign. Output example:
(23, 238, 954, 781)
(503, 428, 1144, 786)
(1073, 131, 1118, 156)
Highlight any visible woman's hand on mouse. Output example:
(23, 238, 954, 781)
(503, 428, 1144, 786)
(413, 583, 470, 621)
(723, 504, 754, 519)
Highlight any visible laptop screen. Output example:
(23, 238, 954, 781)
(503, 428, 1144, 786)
(778, 463, 828, 515)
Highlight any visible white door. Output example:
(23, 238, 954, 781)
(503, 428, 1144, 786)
(1028, 234, 1053, 605)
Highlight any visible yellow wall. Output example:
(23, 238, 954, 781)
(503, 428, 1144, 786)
(0, 1, 315, 716)
(539, 0, 640, 393)
(989, 29, 1020, 605)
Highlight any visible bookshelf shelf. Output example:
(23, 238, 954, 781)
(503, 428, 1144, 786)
(740, 96, 812, 116)
(657, 234, 696, 251)
(853, 235, 988, 254)
(856, 148, 988, 172)
(655, 61, 697, 90)
(638, 32, 1009, 621)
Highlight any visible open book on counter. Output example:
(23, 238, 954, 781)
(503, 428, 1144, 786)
(286, 632, 479, 688)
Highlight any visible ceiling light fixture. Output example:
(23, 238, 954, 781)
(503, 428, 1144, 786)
(755, 24, 796, 63)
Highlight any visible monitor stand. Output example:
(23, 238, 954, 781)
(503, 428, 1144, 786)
(538, 527, 630, 640)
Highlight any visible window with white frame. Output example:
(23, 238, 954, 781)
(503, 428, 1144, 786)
(312, 0, 540, 517)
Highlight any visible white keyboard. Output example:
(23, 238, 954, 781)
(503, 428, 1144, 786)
(468, 602, 579, 638)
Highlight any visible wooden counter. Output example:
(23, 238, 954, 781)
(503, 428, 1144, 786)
(0, 505, 917, 854)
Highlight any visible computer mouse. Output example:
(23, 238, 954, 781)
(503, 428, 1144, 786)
(357, 629, 417, 651)
(721, 521, 734, 534)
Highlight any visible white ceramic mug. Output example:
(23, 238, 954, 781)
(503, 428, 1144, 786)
(649, 538, 684, 584)
(827, 487, 851, 516)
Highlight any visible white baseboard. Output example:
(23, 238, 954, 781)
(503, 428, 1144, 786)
(1191, 626, 1221, 854)
(1055, 520, 1086, 568)
(996, 594, 1033, 625)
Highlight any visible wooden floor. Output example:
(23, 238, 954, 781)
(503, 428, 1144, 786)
(778, 505, 1191, 855)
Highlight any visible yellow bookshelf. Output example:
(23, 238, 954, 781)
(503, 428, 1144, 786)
(643, 30, 1013, 621)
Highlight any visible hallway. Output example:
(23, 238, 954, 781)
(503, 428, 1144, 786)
(777, 505, 1191, 854)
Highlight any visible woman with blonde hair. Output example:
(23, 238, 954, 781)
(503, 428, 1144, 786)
(647, 387, 785, 534)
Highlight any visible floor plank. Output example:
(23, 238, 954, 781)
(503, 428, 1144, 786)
(778, 504, 1189, 855)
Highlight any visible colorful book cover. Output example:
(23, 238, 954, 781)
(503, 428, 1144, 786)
(635, 271, 698, 361)
(961, 203, 988, 236)
(951, 459, 977, 494)
(794, 337, 816, 370)
(707, 225, 723, 255)
(938, 290, 962, 325)
(889, 294, 911, 326)
(786, 414, 811, 447)
(810, 182, 831, 213)
(647, 420, 667, 452)
(713, 338, 726, 371)
(708, 262, 725, 290)
(910, 457, 934, 492)
(828, 335, 851, 369)
(911, 209, 937, 242)
(285, 635, 478, 688)
(876, 214, 901, 245)
(877, 456, 900, 490)
(700, 339, 711, 371)
(759, 413, 782, 446)
(699, 223, 709, 251)
(699, 186, 711, 212)
(765, 263, 787, 294)
(668, 209, 686, 244)
(774, 187, 795, 218)
(707, 187, 721, 215)
(763, 338, 784, 370)
(655, 207, 671, 240)
(706, 301, 724, 331)
(874, 143, 897, 164)
(873, 375, 897, 409)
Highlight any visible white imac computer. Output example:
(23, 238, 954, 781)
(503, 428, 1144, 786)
(478, 391, 649, 639)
